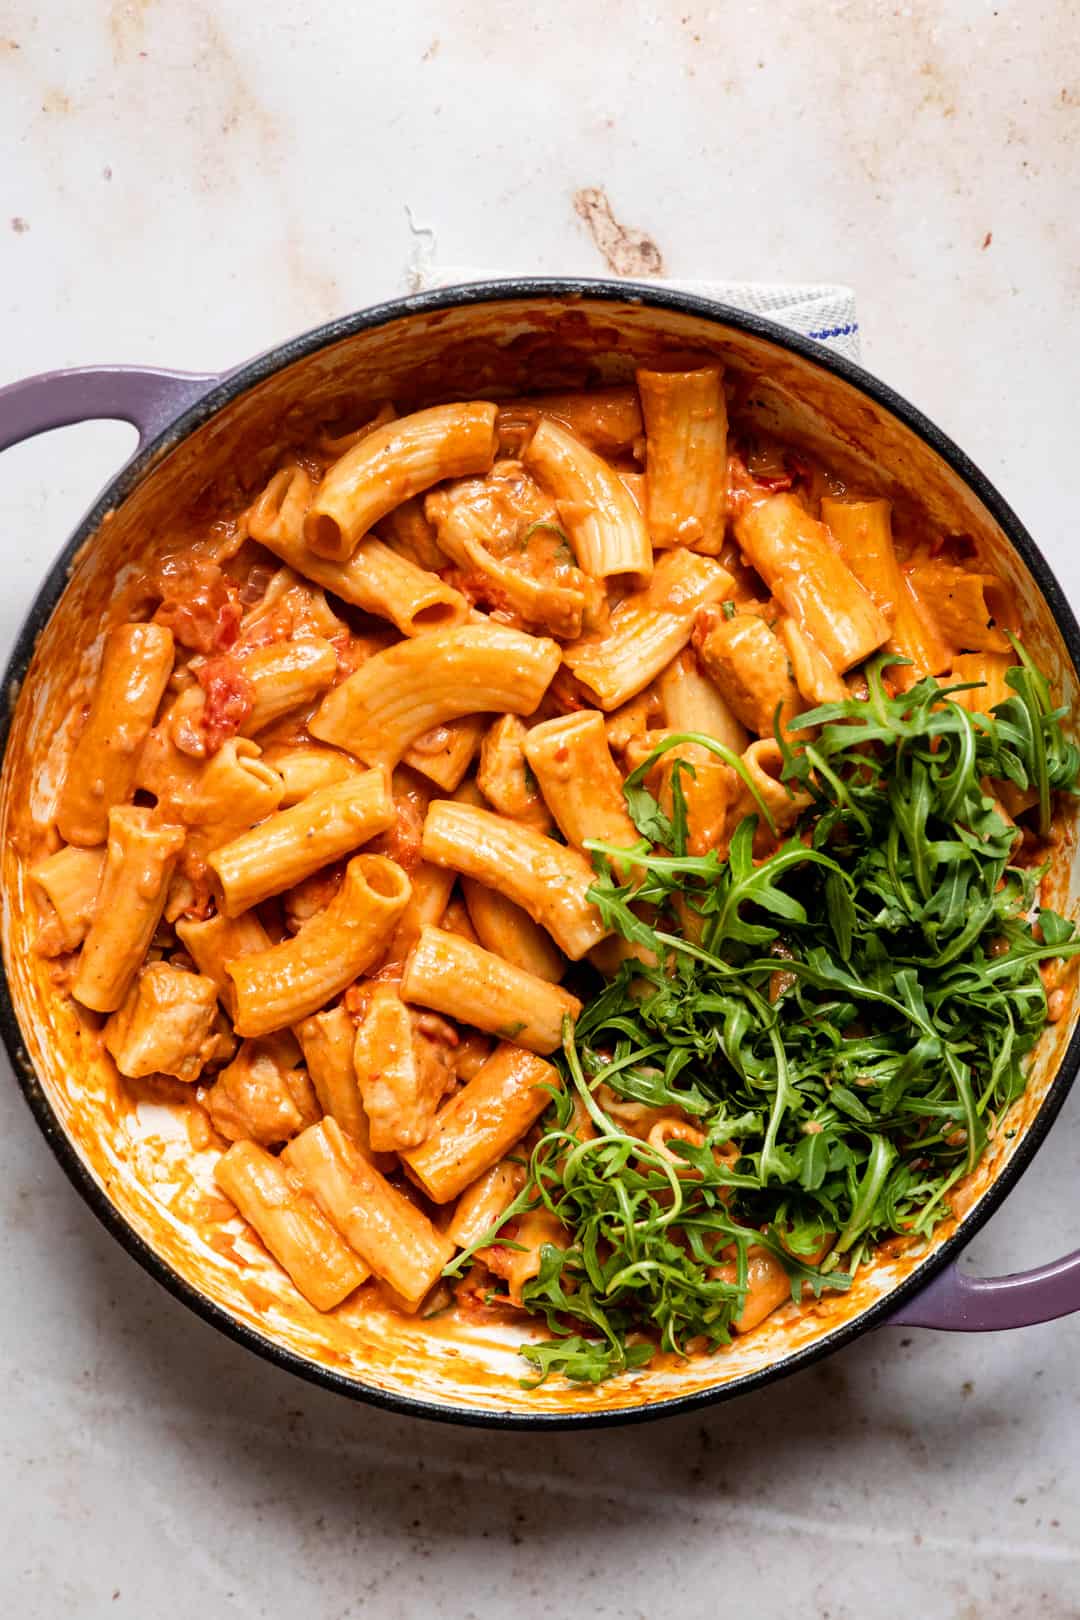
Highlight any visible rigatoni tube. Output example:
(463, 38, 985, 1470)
(734, 738, 813, 835)
(948, 651, 1014, 714)
(561, 549, 733, 710)
(523, 711, 639, 868)
(138, 726, 284, 851)
(208, 768, 394, 914)
(282, 1118, 454, 1310)
(421, 799, 609, 959)
(401, 925, 581, 1055)
(227, 854, 411, 1037)
(735, 494, 889, 672)
(656, 648, 748, 754)
(821, 497, 949, 684)
(402, 1042, 559, 1202)
(57, 623, 174, 846)
(402, 715, 486, 792)
(238, 638, 338, 735)
(777, 616, 848, 706)
(303, 402, 499, 561)
(623, 730, 737, 858)
(523, 416, 652, 582)
(72, 807, 185, 1013)
(249, 464, 469, 635)
(904, 560, 1012, 656)
(175, 908, 272, 1018)
(637, 365, 728, 554)
(295, 1005, 383, 1164)
(215, 1140, 370, 1311)
(379, 858, 456, 975)
(259, 744, 361, 807)
(461, 879, 566, 984)
(29, 844, 105, 953)
(446, 1158, 527, 1248)
(310, 623, 561, 768)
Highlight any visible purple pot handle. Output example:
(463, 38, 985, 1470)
(0, 365, 220, 454)
(887, 1248, 1080, 1330)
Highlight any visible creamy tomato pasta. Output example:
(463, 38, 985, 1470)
(25, 368, 1080, 1386)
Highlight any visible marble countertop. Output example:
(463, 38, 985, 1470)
(3, 4, 1080, 1616)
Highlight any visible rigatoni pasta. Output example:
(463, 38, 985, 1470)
(905, 559, 1013, 655)
(736, 493, 890, 672)
(304, 402, 500, 561)
(215, 1141, 370, 1311)
(175, 909, 272, 1017)
(821, 496, 950, 685)
(623, 731, 738, 858)
(258, 744, 361, 807)
(523, 415, 652, 583)
(57, 623, 174, 846)
(562, 548, 733, 709)
(656, 648, 747, 753)
(402, 1042, 559, 1201)
(208, 769, 394, 914)
(401, 925, 582, 1054)
(948, 650, 1015, 713)
(446, 1158, 527, 1248)
(237, 638, 338, 735)
(296, 1005, 383, 1163)
(282, 1118, 455, 1309)
(420, 799, 610, 959)
(72, 807, 185, 1013)
(29, 844, 105, 955)
(227, 854, 411, 1036)
(309, 623, 561, 766)
(28, 364, 1078, 1394)
(637, 365, 728, 554)
(249, 465, 469, 635)
(523, 711, 640, 871)
(402, 715, 487, 792)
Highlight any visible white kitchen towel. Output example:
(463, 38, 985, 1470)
(412, 270, 861, 363)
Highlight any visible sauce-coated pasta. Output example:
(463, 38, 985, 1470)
(24, 374, 1080, 1388)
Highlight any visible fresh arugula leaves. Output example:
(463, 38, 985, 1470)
(448, 654, 1080, 1386)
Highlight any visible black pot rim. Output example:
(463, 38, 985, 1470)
(4, 275, 1080, 1431)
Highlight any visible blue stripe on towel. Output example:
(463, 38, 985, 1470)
(807, 322, 860, 341)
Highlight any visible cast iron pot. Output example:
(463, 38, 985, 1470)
(2, 279, 1080, 1428)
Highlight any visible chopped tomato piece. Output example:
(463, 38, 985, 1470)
(153, 555, 242, 653)
(196, 656, 253, 752)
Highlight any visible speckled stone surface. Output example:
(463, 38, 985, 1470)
(3, 5, 1080, 1616)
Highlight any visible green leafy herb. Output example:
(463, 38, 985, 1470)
(445, 654, 1080, 1385)
(521, 520, 574, 565)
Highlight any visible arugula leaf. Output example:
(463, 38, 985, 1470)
(519, 1334, 654, 1388)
